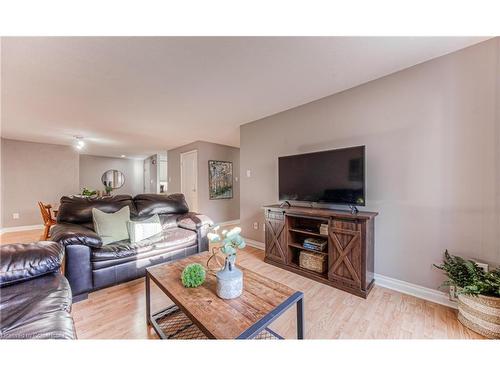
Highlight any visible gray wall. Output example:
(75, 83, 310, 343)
(168, 141, 240, 223)
(1, 138, 79, 227)
(240, 38, 500, 290)
(79, 154, 144, 197)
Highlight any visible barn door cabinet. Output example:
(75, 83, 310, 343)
(263, 205, 377, 298)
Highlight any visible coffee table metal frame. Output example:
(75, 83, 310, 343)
(145, 270, 304, 340)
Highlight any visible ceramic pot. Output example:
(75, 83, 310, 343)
(216, 255, 243, 299)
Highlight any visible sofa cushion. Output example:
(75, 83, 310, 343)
(127, 214, 162, 243)
(92, 245, 199, 290)
(134, 193, 189, 217)
(91, 227, 197, 263)
(92, 206, 130, 245)
(57, 195, 136, 224)
(0, 242, 64, 287)
(0, 273, 75, 339)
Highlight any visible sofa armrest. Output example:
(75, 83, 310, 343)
(177, 213, 213, 253)
(64, 244, 93, 298)
(177, 212, 213, 231)
(50, 223, 103, 248)
(0, 241, 64, 287)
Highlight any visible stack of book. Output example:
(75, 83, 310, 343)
(319, 223, 328, 235)
(303, 237, 327, 252)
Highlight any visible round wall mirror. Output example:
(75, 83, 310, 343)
(101, 169, 125, 189)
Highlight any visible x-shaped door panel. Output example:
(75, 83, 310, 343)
(265, 219, 286, 264)
(328, 228, 361, 287)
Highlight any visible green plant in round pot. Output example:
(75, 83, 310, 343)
(82, 187, 97, 197)
(181, 263, 206, 288)
(434, 250, 500, 339)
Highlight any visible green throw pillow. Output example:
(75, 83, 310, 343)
(127, 214, 162, 243)
(92, 206, 131, 245)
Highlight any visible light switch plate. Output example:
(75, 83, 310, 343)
(13, 213, 20, 219)
(246, 170, 251, 178)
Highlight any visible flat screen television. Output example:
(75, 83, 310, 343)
(278, 145, 365, 206)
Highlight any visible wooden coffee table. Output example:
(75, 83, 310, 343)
(145, 252, 304, 339)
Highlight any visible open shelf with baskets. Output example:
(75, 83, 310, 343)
(286, 214, 329, 276)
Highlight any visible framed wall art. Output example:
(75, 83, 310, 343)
(208, 160, 233, 199)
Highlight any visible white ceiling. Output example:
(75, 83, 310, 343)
(1, 37, 490, 159)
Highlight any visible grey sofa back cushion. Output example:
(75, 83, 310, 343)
(134, 193, 189, 217)
(57, 194, 136, 224)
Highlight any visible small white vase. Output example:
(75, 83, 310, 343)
(216, 255, 243, 299)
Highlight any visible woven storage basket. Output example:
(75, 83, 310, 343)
(457, 293, 500, 339)
(299, 250, 327, 273)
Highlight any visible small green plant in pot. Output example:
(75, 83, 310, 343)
(434, 250, 500, 338)
(82, 187, 97, 197)
(105, 182, 113, 195)
(181, 263, 206, 288)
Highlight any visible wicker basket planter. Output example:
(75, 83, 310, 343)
(457, 293, 500, 339)
(299, 250, 327, 273)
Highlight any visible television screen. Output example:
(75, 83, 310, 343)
(278, 146, 365, 206)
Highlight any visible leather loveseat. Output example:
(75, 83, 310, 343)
(0, 241, 76, 339)
(50, 193, 213, 301)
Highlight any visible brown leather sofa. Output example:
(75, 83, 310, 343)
(50, 193, 213, 301)
(0, 242, 76, 339)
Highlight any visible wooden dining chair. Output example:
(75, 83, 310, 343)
(38, 202, 57, 240)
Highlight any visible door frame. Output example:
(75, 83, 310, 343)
(144, 159, 150, 193)
(180, 149, 198, 212)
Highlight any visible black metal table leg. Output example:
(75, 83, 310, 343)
(145, 271, 171, 339)
(297, 295, 304, 339)
(145, 272, 151, 326)
(236, 291, 304, 339)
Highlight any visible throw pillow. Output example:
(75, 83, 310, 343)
(127, 214, 162, 243)
(92, 206, 130, 245)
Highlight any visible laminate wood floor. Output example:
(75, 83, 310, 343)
(0, 229, 483, 339)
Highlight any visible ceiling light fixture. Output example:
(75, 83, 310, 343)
(73, 136, 85, 150)
(121, 155, 126, 158)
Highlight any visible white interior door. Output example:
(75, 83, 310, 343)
(180, 150, 198, 212)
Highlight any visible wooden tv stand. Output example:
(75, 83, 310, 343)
(262, 204, 378, 298)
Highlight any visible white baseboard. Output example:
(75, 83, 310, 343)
(374, 273, 457, 309)
(243, 239, 455, 309)
(245, 238, 265, 250)
(217, 219, 240, 227)
(0, 224, 44, 234)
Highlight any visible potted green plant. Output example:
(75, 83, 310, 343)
(81, 187, 97, 197)
(105, 182, 113, 196)
(434, 250, 500, 338)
